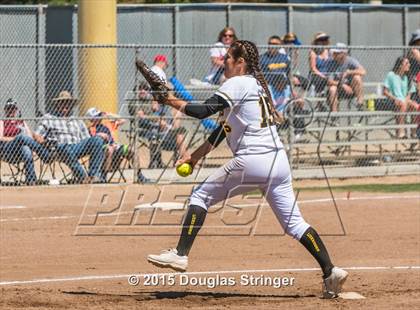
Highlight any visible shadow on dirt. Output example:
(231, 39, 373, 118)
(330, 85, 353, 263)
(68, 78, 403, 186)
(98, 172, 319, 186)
(62, 290, 316, 300)
(145, 290, 316, 299)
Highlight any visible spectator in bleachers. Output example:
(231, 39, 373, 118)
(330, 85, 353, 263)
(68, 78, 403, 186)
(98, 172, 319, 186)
(329, 43, 366, 111)
(260, 35, 292, 103)
(0, 99, 46, 185)
(271, 75, 308, 142)
(205, 27, 237, 85)
(261, 35, 290, 82)
(282, 32, 308, 89)
(151, 54, 169, 83)
(85, 107, 141, 182)
(383, 57, 417, 139)
(169, 76, 219, 131)
(272, 75, 292, 112)
(408, 29, 420, 82)
(133, 82, 187, 169)
(282, 32, 301, 62)
(33, 91, 105, 183)
(409, 72, 420, 139)
(309, 32, 333, 95)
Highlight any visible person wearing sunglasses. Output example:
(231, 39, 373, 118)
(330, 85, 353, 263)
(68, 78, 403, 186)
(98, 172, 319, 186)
(282, 32, 309, 90)
(260, 35, 292, 109)
(309, 32, 334, 95)
(204, 27, 238, 85)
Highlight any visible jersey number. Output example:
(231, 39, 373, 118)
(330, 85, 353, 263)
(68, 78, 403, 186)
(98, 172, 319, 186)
(259, 96, 274, 128)
(221, 121, 232, 133)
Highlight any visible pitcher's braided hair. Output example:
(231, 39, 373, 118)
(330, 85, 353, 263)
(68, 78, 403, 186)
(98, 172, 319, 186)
(230, 40, 282, 123)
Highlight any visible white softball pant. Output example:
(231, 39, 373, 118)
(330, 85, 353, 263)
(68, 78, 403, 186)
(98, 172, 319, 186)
(190, 149, 310, 240)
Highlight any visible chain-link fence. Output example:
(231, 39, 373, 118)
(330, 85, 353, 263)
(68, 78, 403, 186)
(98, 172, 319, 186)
(1, 44, 419, 115)
(0, 44, 419, 185)
(2, 4, 420, 46)
(0, 6, 42, 45)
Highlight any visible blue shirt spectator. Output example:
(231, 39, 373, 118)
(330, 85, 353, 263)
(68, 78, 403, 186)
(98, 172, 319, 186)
(260, 35, 291, 87)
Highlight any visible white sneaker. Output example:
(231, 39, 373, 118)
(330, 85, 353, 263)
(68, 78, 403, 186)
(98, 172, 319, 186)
(322, 267, 349, 299)
(147, 248, 188, 272)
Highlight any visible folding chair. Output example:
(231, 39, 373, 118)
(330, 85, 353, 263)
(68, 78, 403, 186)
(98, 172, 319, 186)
(0, 157, 25, 186)
(38, 157, 67, 185)
(37, 149, 75, 185)
(106, 146, 132, 183)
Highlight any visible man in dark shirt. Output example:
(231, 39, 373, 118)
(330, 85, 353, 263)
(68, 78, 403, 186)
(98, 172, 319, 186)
(260, 35, 291, 88)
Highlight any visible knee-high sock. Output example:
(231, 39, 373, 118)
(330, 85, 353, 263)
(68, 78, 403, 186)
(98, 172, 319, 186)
(176, 204, 207, 256)
(299, 227, 334, 278)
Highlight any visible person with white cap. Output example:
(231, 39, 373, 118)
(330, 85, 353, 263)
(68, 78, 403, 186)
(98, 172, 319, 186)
(329, 42, 366, 112)
(32, 90, 105, 183)
(308, 32, 334, 94)
(85, 107, 148, 183)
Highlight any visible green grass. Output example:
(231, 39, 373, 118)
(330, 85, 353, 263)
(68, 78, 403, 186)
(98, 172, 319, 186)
(296, 183, 420, 193)
(248, 183, 420, 196)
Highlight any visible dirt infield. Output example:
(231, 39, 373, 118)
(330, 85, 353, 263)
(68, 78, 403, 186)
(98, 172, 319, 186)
(1, 180, 419, 309)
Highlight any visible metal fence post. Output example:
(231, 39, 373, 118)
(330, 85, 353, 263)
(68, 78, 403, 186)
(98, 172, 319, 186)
(347, 4, 352, 46)
(287, 116, 294, 175)
(226, 4, 231, 27)
(287, 4, 293, 33)
(35, 5, 41, 116)
(133, 114, 139, 184)
(402, 5, 408, 46)
(172, 5, 179, 77)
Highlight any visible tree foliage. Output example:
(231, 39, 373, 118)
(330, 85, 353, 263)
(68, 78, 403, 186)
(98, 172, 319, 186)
(2, 0, 419, 5)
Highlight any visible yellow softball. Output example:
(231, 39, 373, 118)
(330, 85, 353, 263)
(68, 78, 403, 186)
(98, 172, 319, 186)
(176, 163, 193, 177)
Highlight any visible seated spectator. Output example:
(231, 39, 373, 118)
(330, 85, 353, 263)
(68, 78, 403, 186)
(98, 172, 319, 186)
(151, 54, 169, 83)
(133, 83, 187, 169)
(282, 32, 308, 89)
(329, 43, 366, 111)
(260, 35, 292, 103)
(383, 57, 417, 139)
(408, 29, 420, 82)
(271, 75, 308, 142)
(85, 107, 146, 182)
(409, 72, 420, 139)
(0, 99, 47, 185)
(32, 91, 105, 183)
(308, 32, 333, 95)
(272, 75, 293, 112)
(204, 27, 237, 85)
(169, 76, 219, 131)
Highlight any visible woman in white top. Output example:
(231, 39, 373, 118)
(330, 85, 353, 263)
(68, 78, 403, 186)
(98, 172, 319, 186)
(205, 27, 237, 85)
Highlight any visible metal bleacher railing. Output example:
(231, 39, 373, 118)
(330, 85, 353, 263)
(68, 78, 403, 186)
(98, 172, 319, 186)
(0, 44, 419, 185)
(1, 3, 419, 46)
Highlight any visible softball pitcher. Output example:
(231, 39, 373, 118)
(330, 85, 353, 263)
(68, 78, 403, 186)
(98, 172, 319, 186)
(147, 40, 348, 298)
